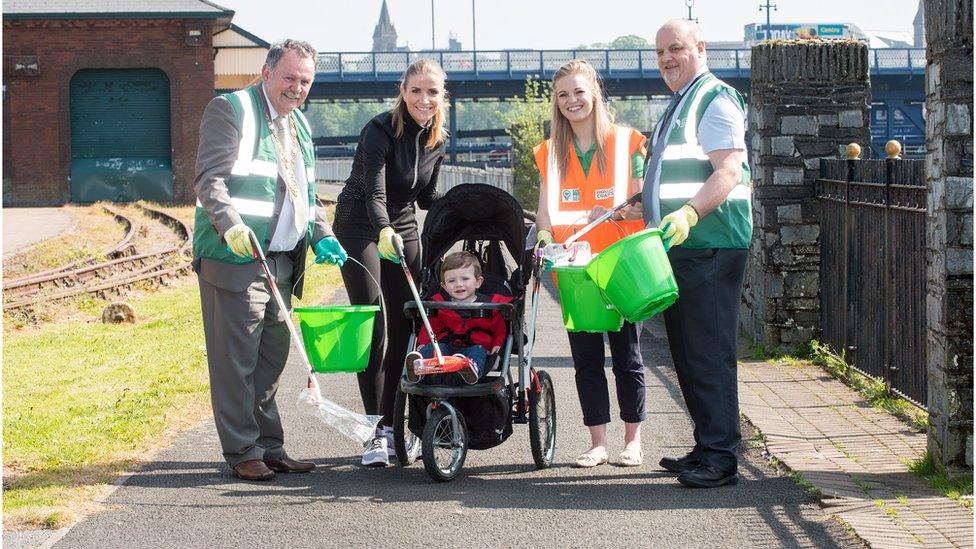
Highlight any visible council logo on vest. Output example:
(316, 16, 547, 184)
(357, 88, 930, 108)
(595, 188, 614, 200)
(562, 189, 580, 203)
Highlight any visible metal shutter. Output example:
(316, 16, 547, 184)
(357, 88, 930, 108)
(69, 68, 173, 202)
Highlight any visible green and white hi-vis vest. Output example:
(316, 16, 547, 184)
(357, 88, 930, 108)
(654, 73, 752, 249)
(193, 85, 317, 264)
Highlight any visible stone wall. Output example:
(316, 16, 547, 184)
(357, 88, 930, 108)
(924, 0, 973, 475)
(743, 42, 872, 349)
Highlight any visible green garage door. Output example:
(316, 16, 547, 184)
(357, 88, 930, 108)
(70, 68, 173, 202)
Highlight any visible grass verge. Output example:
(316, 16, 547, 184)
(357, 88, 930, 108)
(3, 255, 342, 531)
(908, 452, 974, 508)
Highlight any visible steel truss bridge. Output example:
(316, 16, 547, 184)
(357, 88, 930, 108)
(309, 48, 926, 161)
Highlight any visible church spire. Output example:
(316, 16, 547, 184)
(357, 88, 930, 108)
(913, 0, 925, 47)
(372, 0, 398, 51)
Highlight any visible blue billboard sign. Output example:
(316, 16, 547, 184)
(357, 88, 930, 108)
(745, 23, 852, 44)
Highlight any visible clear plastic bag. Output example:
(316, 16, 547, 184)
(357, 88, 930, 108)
(296, 388, 382, 446)
(542, 241, 592, 268)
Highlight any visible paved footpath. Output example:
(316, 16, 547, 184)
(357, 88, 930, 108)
(740, 359, 974, 548)
(3, 207, 75, 257)
(12, 275, 859, 549)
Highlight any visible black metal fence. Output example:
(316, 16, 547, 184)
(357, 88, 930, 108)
(816, 157, 928, 407)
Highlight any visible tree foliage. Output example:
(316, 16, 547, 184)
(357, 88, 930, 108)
(610, 35, 652, 50)
(497, 77, 550, 210)
(577, 34, 651, 50)
(303, 101, 392, 137)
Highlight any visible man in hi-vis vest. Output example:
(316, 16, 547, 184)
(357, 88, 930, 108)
(193, 40, 347, 481)
(643, 20, 753, 488)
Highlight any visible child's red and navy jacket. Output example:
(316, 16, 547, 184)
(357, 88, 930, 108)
(417, 291, 512, 351)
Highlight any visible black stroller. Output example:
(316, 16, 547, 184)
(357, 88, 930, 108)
(391, 183, 556, 482)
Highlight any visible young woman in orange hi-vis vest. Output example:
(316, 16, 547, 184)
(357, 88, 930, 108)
(532, 59, 648, 469)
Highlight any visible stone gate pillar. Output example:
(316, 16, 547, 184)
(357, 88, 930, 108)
(743, 41, 871, 349)
(924, 0, 973, 475)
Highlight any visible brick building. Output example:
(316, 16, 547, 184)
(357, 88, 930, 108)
(2, 0, 234, 205)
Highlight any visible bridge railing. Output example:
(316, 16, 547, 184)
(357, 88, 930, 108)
(316, 48, 923, 79)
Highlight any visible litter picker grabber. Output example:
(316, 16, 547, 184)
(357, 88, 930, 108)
(391, 237, 476, 377)
(247, 230, 381, 445)
(524, 238, 546, 374)
(541, 191, 643, 267)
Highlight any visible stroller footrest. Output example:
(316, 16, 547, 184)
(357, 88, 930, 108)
(399, 376, 507, 398)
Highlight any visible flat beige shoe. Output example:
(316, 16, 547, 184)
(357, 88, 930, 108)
(574, 451, 609, 468)
(618, 448, 643, 467)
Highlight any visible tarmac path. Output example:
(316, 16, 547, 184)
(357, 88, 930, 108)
(44, 269, 859, 548)
(3, 207, 75, 257)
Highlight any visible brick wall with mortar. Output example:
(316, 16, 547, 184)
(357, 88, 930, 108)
(1, 18, 216, 206)
(742, 42, 872, 349)
(923, 0, 973, 475)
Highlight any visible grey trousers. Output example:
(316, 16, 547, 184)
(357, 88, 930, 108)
(198, 254, 295, 467)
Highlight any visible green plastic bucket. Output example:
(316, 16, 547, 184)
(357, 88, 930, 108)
(553, 265, 624, 333)
(585, 228, 679, 323)
(294, 305, 380, 373)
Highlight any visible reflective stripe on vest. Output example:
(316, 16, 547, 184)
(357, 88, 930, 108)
(196, 197, 274, 218)
(230, 89, 257, 177)
(659, 182, 752, 201)
(194, 197, 318, 222)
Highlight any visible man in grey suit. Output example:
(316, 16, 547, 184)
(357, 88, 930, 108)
(193, 39, 347, 481)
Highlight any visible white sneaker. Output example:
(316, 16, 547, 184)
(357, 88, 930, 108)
(361, 436, 390, 467)
(387, 428, 422, 461)
(383, 427, 396, 458)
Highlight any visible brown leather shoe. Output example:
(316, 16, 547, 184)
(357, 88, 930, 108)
(232, 459, 275, 481)
(264, 456, 315, 473)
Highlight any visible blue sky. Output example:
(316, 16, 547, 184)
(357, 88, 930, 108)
(216, 0, 924, 52)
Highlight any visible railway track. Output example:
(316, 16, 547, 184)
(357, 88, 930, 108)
(4, 206, 138, 290)
(3, 204, 193, 312)
(4, 194, 336, 314)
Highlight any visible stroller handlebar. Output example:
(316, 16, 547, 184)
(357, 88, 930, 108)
(403, 300, 516, 320)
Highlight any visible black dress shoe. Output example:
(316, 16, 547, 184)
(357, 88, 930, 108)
(658, 452, 701, 473)
(232, 459, 275, 481)
(677, 464, 739, 488)
(264, 456, 315, 473)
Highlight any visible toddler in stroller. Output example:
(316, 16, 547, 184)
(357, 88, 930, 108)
(405, 250, 513, 385)
(392, 183, 556, 482)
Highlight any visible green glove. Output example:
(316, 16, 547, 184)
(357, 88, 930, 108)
(536, 228, 553, 248)
(313, 236, 347, 266)
(224, 224, 256, 258)
(658, 204, 699, 247)
(377, 226, 403, 263)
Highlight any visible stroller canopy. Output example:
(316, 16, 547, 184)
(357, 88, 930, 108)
(421, 183, 526, 268)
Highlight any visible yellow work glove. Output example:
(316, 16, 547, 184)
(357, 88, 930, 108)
(377, 226, 403, 263)
(224, 224, 256, 258)
(658, 204, 699, 247)
(535, 228, 553, 248)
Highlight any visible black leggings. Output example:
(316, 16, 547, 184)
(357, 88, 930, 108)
(337, 235, 421, 427)
(567, 321, 646, 427)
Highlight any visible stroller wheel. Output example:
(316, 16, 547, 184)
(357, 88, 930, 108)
(422, 405, 467, 482)
(529, 369, 557, 469)
(393, 387, 421, 466)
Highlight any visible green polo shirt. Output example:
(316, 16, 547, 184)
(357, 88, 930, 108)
(573, 139, 644, 179)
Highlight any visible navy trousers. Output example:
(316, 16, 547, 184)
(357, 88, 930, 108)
(567, 321, 646, 427)
(662, 247, 748, 473)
